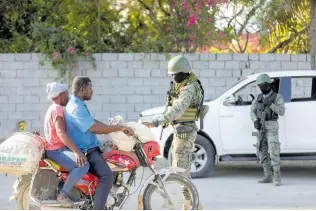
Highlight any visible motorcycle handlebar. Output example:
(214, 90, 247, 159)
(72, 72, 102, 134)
(122, 129, 143, 144)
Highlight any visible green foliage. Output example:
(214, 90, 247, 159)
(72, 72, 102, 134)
(260, 0, 309, 53)
(0, 0, 312, 72)
(32, 23, 96, 81)
(120, 0, 221, 53)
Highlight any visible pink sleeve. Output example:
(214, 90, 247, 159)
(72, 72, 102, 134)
(52, 105, 64, 123)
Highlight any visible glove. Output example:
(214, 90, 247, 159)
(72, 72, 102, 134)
(254, 120, 261, 130)
(263, 96, 273, 106)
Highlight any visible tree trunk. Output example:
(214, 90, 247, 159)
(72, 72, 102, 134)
(310, 0, 316, 69)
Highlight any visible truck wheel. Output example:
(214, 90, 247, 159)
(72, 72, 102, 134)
(168, 135, 215, 178)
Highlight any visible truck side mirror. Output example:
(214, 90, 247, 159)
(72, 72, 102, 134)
(223, 95, 237, 106)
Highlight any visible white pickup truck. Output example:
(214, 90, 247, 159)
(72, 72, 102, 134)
(138, 70, 316, 178)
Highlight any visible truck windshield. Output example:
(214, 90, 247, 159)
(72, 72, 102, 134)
(205, 77, 247, 102)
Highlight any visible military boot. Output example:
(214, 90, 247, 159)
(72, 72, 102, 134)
(273, 170, 281, 186)
(258, 168, 272, 183)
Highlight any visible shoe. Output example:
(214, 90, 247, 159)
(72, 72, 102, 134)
(57, 195, 74, 208)
(258, 174, 273, 183)
(258, 167, 273, 183)
(273, 171, 281, 186)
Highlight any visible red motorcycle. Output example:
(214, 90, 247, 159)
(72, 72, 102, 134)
(11, 132, 199, 210)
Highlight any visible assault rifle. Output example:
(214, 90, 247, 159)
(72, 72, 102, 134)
(159, 81, 174, 140)
(252, 107, 267, 163)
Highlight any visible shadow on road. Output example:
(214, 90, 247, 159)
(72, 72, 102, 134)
(211, 160, 316, 178)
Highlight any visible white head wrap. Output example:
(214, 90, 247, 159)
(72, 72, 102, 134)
(46, 82, 68, 100)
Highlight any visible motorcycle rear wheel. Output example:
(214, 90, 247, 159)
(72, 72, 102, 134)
(142, 173, 199, 210)
(16, 180, 32, 210)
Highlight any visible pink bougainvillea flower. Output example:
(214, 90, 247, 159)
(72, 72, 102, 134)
(206, 31, 212, 36)
(206, 17, 212, 22)
(180, 1, 187, 7)
(68, 47, 74, 53)
(187, 14, 198, 27)
(180, 1, 190, 11)
(72, 63, 78, 68)
(195, 3, 201, 10)
(166, 26, 171, 32)
(205, 0, 216, 6)
(218, 31, 224, 37)
(188, 41, 195, 48)
(52, 52, 61, 59)
(189, 35, 196, 40)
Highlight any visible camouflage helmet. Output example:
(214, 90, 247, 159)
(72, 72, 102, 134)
(256, 73, 272, 85)
(167, 55, 191, 74)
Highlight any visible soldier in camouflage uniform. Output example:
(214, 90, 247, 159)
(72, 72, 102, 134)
(250, 73, 285, 186)
(142, 55, 204, 209)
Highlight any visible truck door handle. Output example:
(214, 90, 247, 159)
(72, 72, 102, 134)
(220, 115, 234, 118)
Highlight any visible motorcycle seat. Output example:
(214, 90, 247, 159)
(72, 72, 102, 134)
(41, 159, 69, 172)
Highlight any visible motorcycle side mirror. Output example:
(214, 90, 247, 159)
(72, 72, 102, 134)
(223, 95, 237, 106)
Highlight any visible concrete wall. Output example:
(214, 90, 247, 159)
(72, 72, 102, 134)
(0, 53, 311, 138)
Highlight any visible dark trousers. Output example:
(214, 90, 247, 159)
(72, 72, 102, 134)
(86, 147, 113, 210)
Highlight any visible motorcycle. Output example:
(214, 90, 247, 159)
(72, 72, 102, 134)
(10, 131, 200, 210)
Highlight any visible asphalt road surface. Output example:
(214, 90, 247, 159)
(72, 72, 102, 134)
(0, 160, 315, 210)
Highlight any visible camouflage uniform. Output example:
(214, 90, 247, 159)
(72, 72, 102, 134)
(250, 74, 285, 186)
(151, 55, 203, 201)
(157, 81, 202, 179)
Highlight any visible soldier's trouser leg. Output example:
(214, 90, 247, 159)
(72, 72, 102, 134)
(171, 131, 197, 201)
(258, 138, 272, 183)
(266, 129, 281, 186)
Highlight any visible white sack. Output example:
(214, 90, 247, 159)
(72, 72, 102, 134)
(108, 116, 155, 152)
(0, 132, 45, 175)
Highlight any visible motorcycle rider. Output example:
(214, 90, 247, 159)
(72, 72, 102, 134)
(64, 76, 135, 210)
(44, 82, 90, 207)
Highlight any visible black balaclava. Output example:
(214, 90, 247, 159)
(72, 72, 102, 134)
(258, 82, 271, 94)
(173, 72, 189, 83)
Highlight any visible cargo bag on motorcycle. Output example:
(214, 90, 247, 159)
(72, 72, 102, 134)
(0, 132, 45, 175)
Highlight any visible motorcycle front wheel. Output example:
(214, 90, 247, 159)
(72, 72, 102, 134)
(142, 173, 199, 210)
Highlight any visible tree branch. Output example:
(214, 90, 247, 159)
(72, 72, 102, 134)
(242, 30, 250, 53)
(238, 0, 265, 34)
(137, 0, 162, 30)
(228, 4, 246, 28)
(158, 0, 169, 16)
(268, 26, 309, 53)
(231, 41, 240, 53)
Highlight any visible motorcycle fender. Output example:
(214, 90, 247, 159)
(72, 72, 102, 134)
(137, 167, 186, 210)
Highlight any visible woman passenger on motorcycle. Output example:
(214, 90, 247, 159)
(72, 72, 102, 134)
(44, 82, 90, 208)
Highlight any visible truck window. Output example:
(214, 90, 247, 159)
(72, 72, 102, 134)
(278, 77, 291, 103)
(291, 77, 316, 102)
(232, 77, 280, 106)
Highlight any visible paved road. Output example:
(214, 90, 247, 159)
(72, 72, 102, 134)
(0, 160, 315, 210)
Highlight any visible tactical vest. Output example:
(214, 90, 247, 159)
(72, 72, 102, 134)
(256, 92, 278, 121)
(169, 80, 208, 123)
